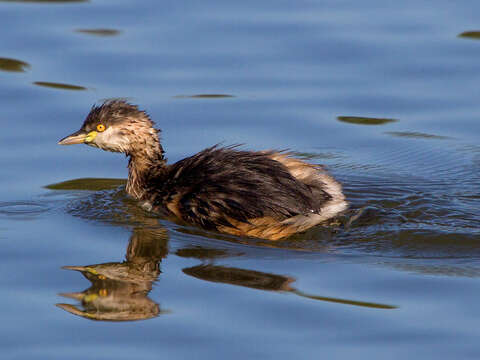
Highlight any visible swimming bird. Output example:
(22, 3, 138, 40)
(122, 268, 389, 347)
(58, 100, 347, 240)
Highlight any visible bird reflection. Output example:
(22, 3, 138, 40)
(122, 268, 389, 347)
(181, 262, 396, 309)
(57, 226, 168, 321)
(51, 178, 395, 323)
(176, 246, 396, 309)
(52, 178, 169, 321)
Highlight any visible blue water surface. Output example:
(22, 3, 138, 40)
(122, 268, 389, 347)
(0, 0, 479, 359)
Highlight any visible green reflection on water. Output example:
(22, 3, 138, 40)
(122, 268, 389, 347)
(337, 116, 398, 126)
(45, 178, 126, 191)
(33, 81, 87, 91)
(0, 57, 30, 72)
(458, 31, 480, 40)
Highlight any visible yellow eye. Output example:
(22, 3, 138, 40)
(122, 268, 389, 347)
(96, 124, 106, 132)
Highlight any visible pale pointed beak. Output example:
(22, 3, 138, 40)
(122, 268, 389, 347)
(58, 130, 87, 145)
(62, 265, 89, 271)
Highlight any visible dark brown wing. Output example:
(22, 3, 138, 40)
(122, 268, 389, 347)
(149, 146, 332, 232)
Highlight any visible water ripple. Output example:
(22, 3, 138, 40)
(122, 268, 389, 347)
(0, 201, 49, 218)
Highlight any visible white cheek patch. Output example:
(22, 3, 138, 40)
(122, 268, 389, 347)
(95, 127, 130, 153)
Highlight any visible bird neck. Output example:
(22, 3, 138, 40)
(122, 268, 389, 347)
(126, 140, 166, 199)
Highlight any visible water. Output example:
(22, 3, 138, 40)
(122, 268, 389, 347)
(0, 0, 479, 358)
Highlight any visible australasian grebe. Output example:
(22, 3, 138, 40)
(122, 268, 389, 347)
(59, 100, 348, 240)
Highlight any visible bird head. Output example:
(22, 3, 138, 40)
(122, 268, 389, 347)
(58, 99, 159, 155)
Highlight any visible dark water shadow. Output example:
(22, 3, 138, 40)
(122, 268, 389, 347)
(0, 57, 30, 72)
(458, 31, 480, 40)
(173, 94, 235, 99)
(385, 131, 451, 140)
(75, 29, 121, 37)
(337, 116, 398, 126)
(33, 81, 87, 91)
